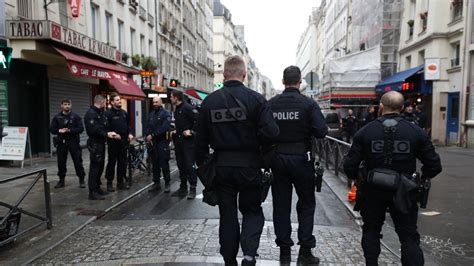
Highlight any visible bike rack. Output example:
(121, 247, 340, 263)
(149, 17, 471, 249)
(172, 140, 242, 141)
(0, 168, 52, 247)
(313, 136, 352, 186)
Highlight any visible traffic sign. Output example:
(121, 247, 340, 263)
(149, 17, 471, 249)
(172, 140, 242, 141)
(304, 71, 319, 90)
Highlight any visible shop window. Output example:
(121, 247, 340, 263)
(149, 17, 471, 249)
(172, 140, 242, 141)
(451, 0, 463, 21)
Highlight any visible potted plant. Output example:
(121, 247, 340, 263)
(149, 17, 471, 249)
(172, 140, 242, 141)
(132, 54, 141, 67)
(407, 19, 414, 27)
(420, 12, 428, 19)
(141, 56, 158, 71)
(121, 53, 130, 64)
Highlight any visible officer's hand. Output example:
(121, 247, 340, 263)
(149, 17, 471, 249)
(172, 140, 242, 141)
(59, 128, 67, 133)
(183, 130, 192, 137)
(146, 135, 153, 143)
(114, 134, 122, 140)
(107, 132, 117, 139)
(128, 134, 134, 142)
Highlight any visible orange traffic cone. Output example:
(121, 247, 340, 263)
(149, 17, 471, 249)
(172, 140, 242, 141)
(348, 184, 357, 202)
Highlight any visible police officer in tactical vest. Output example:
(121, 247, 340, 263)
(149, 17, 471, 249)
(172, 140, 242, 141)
(145, 96, 172, 192)
(269, 66, 328, 265)
(105, 93, 134, 192)
(50, 99, 86, 189)
(343, 91, 442, 265)
(84, 95, 120, 200)
(195, 55, 279, 266)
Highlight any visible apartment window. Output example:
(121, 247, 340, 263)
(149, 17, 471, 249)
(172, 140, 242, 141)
(148, 40, 153, 57)
(451, 43, 461, 67)
(130, 28, 136, 55)
(140, 35, 145, 55)
(106, 13, 113, 45)
(118, 20, 124, 51)
(452, 0, 463, 21)
(418, 50, 425, 65)
(405, 55, 412, 69)
(59, 1, 68, 27)
(91, 4, 99, 39)
(17, 0, 32, 18)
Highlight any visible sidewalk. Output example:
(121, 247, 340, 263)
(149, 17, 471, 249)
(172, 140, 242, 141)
(0, 149, 176, 265)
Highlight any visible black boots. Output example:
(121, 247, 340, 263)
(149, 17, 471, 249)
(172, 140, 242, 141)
(107, 181, 115, 192)
(280, 246, 291, 263)
(89, 191, 105, 200)
(148, 182, 162, 192)
(172, 186, 188, 197)
(187, 187, 196, 199)
(54, 179, 65, 188)
(297, 247, 320, 265)
(164, 182, 171, 193)
(79, 177, 86, 188)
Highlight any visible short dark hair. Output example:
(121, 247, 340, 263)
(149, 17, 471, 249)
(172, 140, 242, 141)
(94, 94, 106, 104)
(171, 90, 183, 101)
(283, 66, 301, 86)
(110, 92, 120, 100)
(61, 99, 71, 104)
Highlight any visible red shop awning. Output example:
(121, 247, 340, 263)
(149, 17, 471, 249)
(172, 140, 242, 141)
(109, 77, 146, 100)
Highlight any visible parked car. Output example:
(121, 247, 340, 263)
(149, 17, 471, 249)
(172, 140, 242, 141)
(322, 111, 343, 140)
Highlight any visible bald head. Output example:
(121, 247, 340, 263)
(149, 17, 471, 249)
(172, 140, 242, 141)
(380, 91, 405, 114)
(223, 55, 246, 82)
(152, 96, 163, 109)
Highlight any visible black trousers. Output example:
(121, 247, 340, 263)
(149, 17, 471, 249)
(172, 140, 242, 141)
(105, 139, 128, 183)
(271, 153, 316, 248)
(174, 137, 197, 188)
(360, 187, 423, 266)
(151, 140, 171, 183)
(87, 140, 105, 193)
(216, 166, 263, 264)
(56, 140, 85, 180)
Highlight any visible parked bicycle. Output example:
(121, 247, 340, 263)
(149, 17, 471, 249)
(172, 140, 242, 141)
(128, 139, 152, 183)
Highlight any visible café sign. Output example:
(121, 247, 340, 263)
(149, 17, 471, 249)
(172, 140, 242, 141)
(7, 20, 122, 63)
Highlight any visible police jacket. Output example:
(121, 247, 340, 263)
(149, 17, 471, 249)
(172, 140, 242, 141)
(50, 111, 84, 141)
(145, 107, 171, 141)
(84, 106, 108, 142)
(105, 107, 131, 137)
(401, 112, 419, 126)
(343, 115, 358, 133)
(343, 113, 442, 179)
(174, 101, 198, 136)
(195, 80, 280, 167)
(268, 87, 327, 153)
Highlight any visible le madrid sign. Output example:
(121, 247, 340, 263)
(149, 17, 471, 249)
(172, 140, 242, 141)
(6, 20, 122, 63)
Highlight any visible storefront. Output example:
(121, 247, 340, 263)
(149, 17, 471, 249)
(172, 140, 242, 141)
(376, 64, 433, 128)
(6, 20, 145, 154)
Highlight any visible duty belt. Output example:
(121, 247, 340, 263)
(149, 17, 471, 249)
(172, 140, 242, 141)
(276, 142, 308, 155)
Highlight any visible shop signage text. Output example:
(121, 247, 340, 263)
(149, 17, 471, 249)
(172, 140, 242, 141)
(69, 0, 82, 18)
(7, 20, 122, 63)
(68, 62, 127, 81)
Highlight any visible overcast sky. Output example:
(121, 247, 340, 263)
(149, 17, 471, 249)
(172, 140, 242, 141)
(220, 0, 321, 91)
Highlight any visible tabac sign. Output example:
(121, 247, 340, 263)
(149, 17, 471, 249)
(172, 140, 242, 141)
(7, 20, 122, 63)
(69, 0, 82, 18)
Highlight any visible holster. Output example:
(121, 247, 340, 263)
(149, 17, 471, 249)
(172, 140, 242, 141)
(367, 168, 400, 191)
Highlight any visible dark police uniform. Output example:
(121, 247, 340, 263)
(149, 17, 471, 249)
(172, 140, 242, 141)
(343, 113, 442, 265)
(342, 113, 358, 143)
(173, 101, 198, 191)
(145, 107, 172, 185)
(195, 80, 279, 265)
(105, 107, 131, 188)
(50, 111, 86, 184)
(268, 87, 327, 250)
(84, 106, 108, 195)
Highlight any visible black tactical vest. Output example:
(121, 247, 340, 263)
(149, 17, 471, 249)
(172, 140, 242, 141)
(270, 93, 308, 144)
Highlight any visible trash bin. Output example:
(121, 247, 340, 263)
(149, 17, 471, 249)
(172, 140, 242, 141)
(0, 210, 21, 241)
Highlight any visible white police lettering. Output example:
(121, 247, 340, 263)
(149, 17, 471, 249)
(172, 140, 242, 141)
(273, 111, 300, 120)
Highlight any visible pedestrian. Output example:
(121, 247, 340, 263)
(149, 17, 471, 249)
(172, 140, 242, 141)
(84, 95, 120, 200)
(415, 104, 428, 131)
(401, 103, 419, 125)
(343, 91, 442, 265)
(195, 55, 279, 265)
(268, 66, 327, 264)
(170, 90, 198, 199)
(49, 99, 86, 188)
(105, 93, 134, 192)
(145, 96, 172, 193)
(342, 109, 357, 143)
(361, 106, 376, 128)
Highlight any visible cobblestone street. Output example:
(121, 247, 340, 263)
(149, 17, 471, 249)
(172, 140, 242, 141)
(35, 219, 398, 265)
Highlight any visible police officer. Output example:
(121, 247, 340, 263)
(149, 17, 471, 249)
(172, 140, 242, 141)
(145, 97, 172, 192)
(195, 55, 279, 266)
(105, 93, 134, 192)
(50, 99, 86, 189)
(84, 95, 120, 200)
(269, 66, 327, 265)
(170, 90, 198, 199)
(343, 91, 442, 265)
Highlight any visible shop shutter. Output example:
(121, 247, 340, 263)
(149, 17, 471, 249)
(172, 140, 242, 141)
(49, 78, 91, 153)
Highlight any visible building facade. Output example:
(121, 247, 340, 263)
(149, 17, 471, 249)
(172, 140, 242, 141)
(3, 0, 154, 155)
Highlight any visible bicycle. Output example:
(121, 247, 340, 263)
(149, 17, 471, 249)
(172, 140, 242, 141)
(128, 139, 152, 182)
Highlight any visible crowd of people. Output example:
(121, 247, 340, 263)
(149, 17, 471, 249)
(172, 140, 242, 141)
(49, 55, 441, 266)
